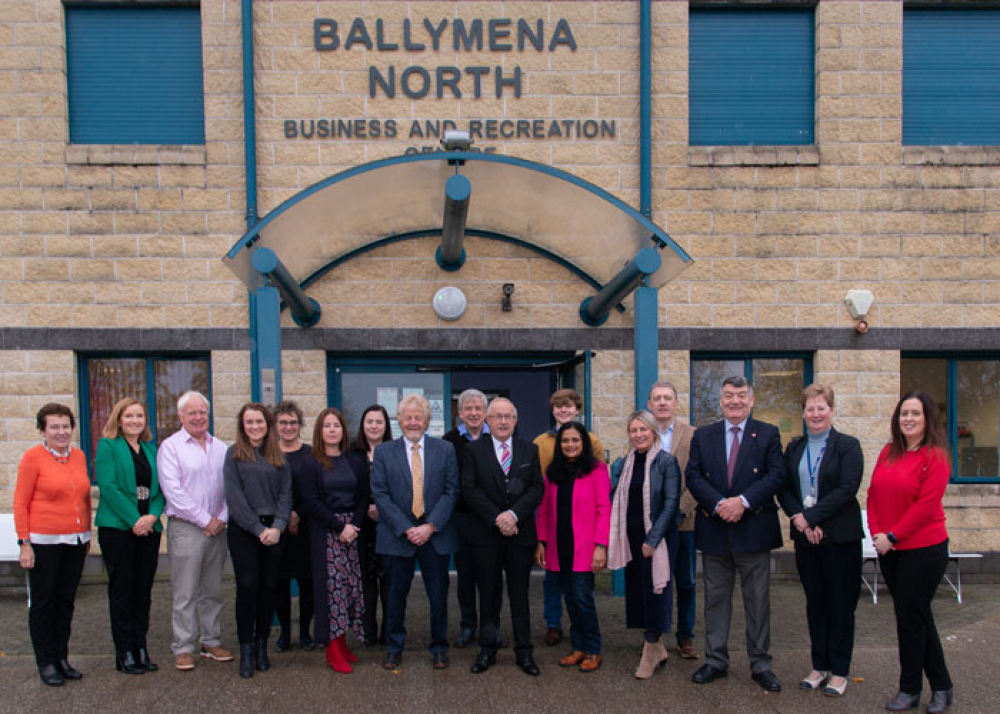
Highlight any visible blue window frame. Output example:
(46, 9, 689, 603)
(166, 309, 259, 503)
(65, 4, 205, 144)
(901, 355, 1000, 483)
(78, 353, 211, 477)
(690, 353, 813, 446)
(903, 9, 1000, 146)
(689, 8, 815, 146)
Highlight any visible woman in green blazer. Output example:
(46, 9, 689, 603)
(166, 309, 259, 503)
(95, 397, 165, 675)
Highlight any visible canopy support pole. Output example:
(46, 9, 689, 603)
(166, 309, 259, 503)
(436, 174, 471, 271)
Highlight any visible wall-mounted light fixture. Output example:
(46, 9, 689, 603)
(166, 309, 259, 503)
(433, 286, 467, 321)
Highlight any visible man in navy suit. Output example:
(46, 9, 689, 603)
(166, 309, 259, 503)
(370, 394, 460, 670)
(686, 376, 785, 692)
(461, 397, 544, 676)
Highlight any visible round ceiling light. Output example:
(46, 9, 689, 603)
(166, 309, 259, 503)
(432, 286, 467, 321)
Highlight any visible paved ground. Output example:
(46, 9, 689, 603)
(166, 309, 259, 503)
(0, 572, 997, 713)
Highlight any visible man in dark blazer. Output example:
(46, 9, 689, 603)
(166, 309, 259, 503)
(370, 394, 460, 670)
(686, 376, 785, 692)
(461, 397, 544, 676)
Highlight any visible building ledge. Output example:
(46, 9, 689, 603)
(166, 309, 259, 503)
(902, 146, 1000, 166)
(688, 145, 819, 167)
(65, 144, 207, 166)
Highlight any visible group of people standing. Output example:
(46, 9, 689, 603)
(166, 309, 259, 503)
(13, 379, 956, 712)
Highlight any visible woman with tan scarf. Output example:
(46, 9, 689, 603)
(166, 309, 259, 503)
(609, 410, 681, 679)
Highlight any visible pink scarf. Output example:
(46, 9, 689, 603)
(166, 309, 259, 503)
(608, 445, 671, 593)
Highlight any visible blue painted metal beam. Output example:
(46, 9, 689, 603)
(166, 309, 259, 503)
(436, 174, 470, 271)
(634, 282, 658, 411)
(251, 247, 321, 328)
(580, 248, 661, 327)
(241, 0, 258, 230)
(252, 284, 282, 406)
(639, 0, 652, 218)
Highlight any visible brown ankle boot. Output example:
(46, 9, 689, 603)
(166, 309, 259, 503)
(634, 640, 669, 679)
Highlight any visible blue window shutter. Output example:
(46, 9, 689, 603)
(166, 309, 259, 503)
(690, 9, 815, 146)
(66, 7, 205, 145)
(903, 10, 1000, 146)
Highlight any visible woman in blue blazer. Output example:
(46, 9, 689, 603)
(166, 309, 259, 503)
(94, 397, 165, 675)
(778, 384, 864, 698)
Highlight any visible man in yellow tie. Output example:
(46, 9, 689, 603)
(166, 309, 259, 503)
(370, 394, 460, 671)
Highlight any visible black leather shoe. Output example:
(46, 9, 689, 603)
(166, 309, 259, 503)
(470, 652, 496, 674)
(275, 633, 290, 652)
(752, 670, 782, 692)
(115, 651, 145, 675)
(692, 663, 728, 684)
(516, 654, 540, 676)
(299, 633, 315, 651)
(382, 652, 402, 670)
(885, 691, 920, 711)
(432, 652, 450, 669)
(254, 639, 271, 671)
(239, 644, 254, 678)
(38, 664, 65, 686)
(135, 648, 158, 672)
(926, 688, 953, 714)
(58, 659, 83, 680)
(497, 633, 509, 649)
(455, 628, 475, 649)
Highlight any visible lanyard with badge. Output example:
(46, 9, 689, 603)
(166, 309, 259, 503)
(803, 437, 828, 508)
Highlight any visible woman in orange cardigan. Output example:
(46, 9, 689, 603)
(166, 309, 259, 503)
(14, 403, 92, 687)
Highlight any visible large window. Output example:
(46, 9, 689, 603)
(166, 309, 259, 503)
(691, 354, 812, 446)
(903, 9, 1000, 146)
(79, 354, 211, 475)
(901, 356, 1000, 482)
(689, 8, 815, 146)
(65, 5, 205, 144)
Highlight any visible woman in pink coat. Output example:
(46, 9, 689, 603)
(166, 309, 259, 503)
(535, 422, 611, 672)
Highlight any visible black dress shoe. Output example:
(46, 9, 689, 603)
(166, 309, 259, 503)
(275, 633, 290, 652)
(115, 652, 145, 675)
(691, 663, 728, 684)
(496, 633, 509, 649)
(58, 659, 83, 680)
(38, 664, 65, 686)
(516, 654, 540, 676)
(432, 652, 450, 669)
(885, 691, 920, 711)
(455, 628, 475, 649)
(926, 688, 953, 714)
(135, 649, 158, 672)
(299, 633, 315, 651)
(382, 651, 402, 670)
(470, 652, 495, 674)
(752, 670, 782, 692)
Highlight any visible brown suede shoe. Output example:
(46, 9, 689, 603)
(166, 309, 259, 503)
(677, 638, 699, 659)
(579, 654, 602, 673)
(559, 651, 585, 667)
(544, 627, 563, 646)
(199, 646, 233, 662)
(174, 653, 195, 671)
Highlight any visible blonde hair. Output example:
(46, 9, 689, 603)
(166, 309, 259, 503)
(801, 383, 835, 410)
(397, 393, 432, 422)
(102, 397, 152, 442)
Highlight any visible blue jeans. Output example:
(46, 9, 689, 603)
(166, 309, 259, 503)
(674, 530, 696, 642)
(543, 569, 563, 629)
(557, 571, 601, 655)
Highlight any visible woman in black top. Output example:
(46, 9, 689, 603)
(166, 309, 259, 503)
(300, 407, 369, 674)
(353, 404, 393, 645)
(273, 400, 315, 652)
(223, 403, 292, 679)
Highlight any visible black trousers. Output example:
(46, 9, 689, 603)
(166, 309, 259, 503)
(794, 538, 861, 676)
(228, 524, 285, 645)
(275, 528, 314, 640)
(473, 540, 534, 657)
(99, 527, 161, 655)
(27, 541, 87, 667)
(358, 527, 388, 643)
(879, 540, 953, 694)
(454, 513, 479, 632)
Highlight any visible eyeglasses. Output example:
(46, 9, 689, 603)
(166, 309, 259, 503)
(277, 420, 299, 427)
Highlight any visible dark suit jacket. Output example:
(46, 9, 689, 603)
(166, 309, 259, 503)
(778, 428, 865, 544)
(460, 435, 544, 548)
(370, 435, 460, 557)
(685, 418, 784, 555)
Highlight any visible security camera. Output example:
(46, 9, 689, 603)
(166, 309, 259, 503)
(441, 130, 472, 151)
(502, 283, 514, 297)
(855, 320, 869, 334)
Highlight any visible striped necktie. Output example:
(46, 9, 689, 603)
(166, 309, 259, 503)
(500, 441, 511, 476)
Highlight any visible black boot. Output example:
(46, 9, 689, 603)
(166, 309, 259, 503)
(58, 659, 83, 680)
(239, 644, 254, 678)
(136, 647, 158, 672)
(115, 651, 145, 675)
(38, 664, 64, 686)
(255, 639, 271, 672)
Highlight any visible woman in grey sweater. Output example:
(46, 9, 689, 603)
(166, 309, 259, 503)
(223, 403, 292, 679)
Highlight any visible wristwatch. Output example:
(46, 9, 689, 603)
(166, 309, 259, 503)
(17, 538, 27, 546)
(886, 531, 898, 545)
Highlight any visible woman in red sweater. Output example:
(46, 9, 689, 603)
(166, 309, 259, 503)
(14, 403, 92, 687)
(867, 391, 953, 714)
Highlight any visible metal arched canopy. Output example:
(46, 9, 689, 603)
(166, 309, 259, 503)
(223, 151, 692, 296)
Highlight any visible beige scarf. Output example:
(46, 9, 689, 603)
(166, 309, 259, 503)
(608, 445, 671, 593)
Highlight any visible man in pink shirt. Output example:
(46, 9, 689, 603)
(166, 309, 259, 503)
(157, 391, 232, 671)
